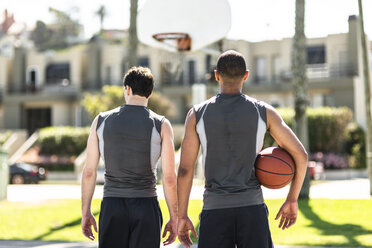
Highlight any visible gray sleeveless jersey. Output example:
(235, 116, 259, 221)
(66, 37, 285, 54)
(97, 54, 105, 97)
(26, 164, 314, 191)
(96, 105, 164, 198)
(194, 93, 267, 210)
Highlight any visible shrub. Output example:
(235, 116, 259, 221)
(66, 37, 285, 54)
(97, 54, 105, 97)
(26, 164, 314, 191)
(307, 107, 352, 153)
(344, 123, 366, 169)
(38, 126, 90, 156)
(309, 152, 349, 169)
(263, 107, 353, 154)
(0, 130, 13, 146)
(81, 85, 176, 119)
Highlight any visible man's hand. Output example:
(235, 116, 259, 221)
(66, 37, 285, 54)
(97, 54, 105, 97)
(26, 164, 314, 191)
(162, 218, 177, 245)
(81, 213, 98, 240)
(177, 217, 198, 248)
(275, 200, 298, 230)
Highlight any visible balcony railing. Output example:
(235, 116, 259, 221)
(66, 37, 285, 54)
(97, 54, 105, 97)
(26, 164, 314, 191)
(6, 80, 78, 94)
(252, 63, 355, 85)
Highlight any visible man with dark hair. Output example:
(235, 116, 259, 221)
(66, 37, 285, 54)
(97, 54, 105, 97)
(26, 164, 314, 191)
(177, 50, 308, 248)
(81, 66, 178, 248)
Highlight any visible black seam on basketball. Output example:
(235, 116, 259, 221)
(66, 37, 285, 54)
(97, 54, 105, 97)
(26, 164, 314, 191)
(256, 167, 294, 176)
(261, 176, 293, 187)
(259, 154, 294, 173)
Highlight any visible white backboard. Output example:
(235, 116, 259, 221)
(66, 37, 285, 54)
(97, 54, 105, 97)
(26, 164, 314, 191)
(137, 0, 231, 52)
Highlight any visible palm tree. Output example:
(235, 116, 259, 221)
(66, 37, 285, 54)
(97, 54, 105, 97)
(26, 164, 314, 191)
(292, 0, 310, 198)
(95, 5, 106, 34)
(128, 0, 139, 68)
(358, 0, 372, 195)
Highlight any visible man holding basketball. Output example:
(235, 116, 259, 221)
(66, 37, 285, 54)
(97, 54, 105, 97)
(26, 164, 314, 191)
(177, 50, 308, 248)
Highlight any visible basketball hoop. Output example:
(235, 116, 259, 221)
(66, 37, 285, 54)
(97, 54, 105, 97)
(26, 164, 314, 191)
(152, 33, 192, 51)
(137, 0, 231, 52)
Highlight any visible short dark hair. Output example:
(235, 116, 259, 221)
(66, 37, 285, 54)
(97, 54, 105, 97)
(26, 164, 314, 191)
(123, 67, 154, 98)
(216, 50, 247, 79)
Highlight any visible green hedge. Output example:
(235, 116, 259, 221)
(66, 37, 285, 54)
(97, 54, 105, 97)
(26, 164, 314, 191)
(263, 107, 368, 169)
(264, 107, 353, 153)
(344, 122, 366, 169)
(38, 126, 90, 156)
(0, 130, 13, 146)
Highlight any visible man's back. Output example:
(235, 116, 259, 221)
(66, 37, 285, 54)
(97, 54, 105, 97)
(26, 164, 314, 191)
(194, 93, 266, 210)
(96, 104, 164, 198)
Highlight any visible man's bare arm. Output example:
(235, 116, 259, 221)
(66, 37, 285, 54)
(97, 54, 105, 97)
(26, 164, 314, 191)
(81, 116, 100, 240)
(177, 109, 199, 247)
(160, 119, 178, 245)
(266, 105, 308, 230)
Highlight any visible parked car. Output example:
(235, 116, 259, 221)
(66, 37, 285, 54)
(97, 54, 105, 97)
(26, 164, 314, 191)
(308, 161, 325, 180)
(9, 163, 47, 184)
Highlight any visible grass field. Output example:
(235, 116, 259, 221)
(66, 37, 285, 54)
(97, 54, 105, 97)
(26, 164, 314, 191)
(0, 199, 371, 247)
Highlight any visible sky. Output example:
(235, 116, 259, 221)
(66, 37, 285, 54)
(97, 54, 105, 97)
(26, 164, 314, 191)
(1, 0, 372, 42)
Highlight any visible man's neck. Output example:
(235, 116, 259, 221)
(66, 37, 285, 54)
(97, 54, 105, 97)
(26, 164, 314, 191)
(126, 95, 148, 107)
(220, 86, 242, 95)
(219, 80, 243, 95)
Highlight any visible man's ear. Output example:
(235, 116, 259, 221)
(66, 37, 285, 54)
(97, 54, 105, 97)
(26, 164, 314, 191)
(243, 70, 249, 81)
(125, 86, 131, 96)
(214, 70, 221, 82)
(147, 92, 153, 99)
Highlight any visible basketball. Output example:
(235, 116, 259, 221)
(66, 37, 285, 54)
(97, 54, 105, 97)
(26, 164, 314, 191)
(255, 147, 295, 189)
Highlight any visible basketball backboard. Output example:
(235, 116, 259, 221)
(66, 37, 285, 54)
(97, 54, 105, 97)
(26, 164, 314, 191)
(137, 0, 231, 52)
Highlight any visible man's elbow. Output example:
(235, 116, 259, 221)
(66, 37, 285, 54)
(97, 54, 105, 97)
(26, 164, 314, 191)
(301, 148, 308, 162)
(162, 174, 177, 186)
(82, 168, 97, 179)
(296, 147, 308, 167)
(177, 165, 192, 178)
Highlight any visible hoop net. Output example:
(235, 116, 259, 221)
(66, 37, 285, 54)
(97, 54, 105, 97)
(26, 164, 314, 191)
(152, 32, 192, 52)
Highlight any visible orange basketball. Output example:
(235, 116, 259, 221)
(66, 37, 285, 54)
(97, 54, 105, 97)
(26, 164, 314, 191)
(255, 147, 295, 189)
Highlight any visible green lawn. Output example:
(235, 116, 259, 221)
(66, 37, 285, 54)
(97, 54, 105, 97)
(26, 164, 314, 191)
(0, 199, 371, 247)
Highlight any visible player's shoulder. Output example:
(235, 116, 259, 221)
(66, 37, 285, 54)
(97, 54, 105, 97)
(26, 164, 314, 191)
(96, 106, 122, 128)
(193, 95, 217, 113)
(98, 106, 122, 118)
(149, 109, 166, 123)
(148, 109, 167, 134)
(242, 94, 267, 108)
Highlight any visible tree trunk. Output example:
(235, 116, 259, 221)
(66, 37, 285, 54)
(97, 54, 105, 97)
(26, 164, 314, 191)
(358, 0, 372, 195)
(292, 0, 310, 198)
(128, 0, 139, 68)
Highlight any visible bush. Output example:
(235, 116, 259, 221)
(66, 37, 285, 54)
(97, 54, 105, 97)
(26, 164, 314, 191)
(37, 163, 75, 172)
(263, 107, 353, 154)
(81, 85, 176, 119)
(344, 123, 366, 169)
(307, 107, 353, 153)
(0, 130, 13, 146)
(38, 126, 90, 156)
(309, 152, 349, 169)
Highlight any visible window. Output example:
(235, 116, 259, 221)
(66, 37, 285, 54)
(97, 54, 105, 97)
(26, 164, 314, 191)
(46, 63, 70, 85)
(307, 46, 326, 64)
(272, 56, 281, 83)
(188, 60, 196, 85)
(138, 57, 150, 67)
(26, 66, 40, 92)
(104, 66, 112, 85)
(205, 54, 212, 72)
(255, 57, 267, 83)
(122, 62, 127, 76)
(160, 62, 172, 85)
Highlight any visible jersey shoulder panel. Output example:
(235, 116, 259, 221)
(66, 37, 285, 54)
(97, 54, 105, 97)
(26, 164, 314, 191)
(193, 96, 217, 123)
(96, 106, 122, 130)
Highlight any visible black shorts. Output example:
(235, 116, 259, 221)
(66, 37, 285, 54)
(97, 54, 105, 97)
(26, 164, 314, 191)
(198, 204, 273, 248)
(98, 197, 163, 248)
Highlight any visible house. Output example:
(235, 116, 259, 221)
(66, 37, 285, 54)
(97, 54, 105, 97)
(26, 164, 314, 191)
(0, 15, 370, 134)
